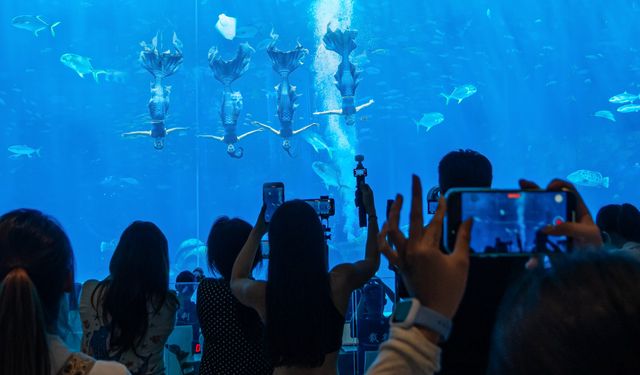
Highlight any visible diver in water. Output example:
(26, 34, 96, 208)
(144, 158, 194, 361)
(198, 91, 262, 158)
(313, 25, 374, 126)
(252, 33, 318, 156)
(199, 43, 261, 159)
(122, 32, 188, 149)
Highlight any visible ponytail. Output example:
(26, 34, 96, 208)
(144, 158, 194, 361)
(0, 268, 50, 375)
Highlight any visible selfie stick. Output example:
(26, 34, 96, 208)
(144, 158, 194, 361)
(354, 155, 368, 228)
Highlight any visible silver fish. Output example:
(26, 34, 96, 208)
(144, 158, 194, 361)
(617, 104, 640, 113)
(440, 84, 477, 104)
(304, 133, 333, 159)
(11, 15, 61, 37)
(60, 53, 108, 82)
(609, 91, 637, 104)
(312, 161, 346, 190)
(415, 112, 444, 132)
(594, 110, 615, 122)
(8, 144, 40, 159)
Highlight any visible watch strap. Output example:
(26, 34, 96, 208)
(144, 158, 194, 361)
(414, 305, 452, 341)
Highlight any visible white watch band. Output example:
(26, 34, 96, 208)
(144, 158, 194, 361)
(391, 298, 453, 341)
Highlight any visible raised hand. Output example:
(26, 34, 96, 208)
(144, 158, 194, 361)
(519, 178, 603, 269)
(360, 184, 377, 217)
(378, 175, 472, 319)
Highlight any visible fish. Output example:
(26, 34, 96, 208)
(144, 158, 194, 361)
(180, 238, 205, 250)
(11, 15, 61, 37)
(99, 239, 117, 254)
(369, 48, 389, 56)
(617, 104, 640, 113)
(235, 25, 258, 39)
(8, 145, 40, 159)
(415, 112, 444, 132)
(594, 110, 615, 122)
(440, 84, 477, 104)
(609, 91, 637, 104)
(351, 50, 370, 66)
(365, 66, 381, 75)
(60, 53, 108, 82)
(215, 13, 236, 40)
(567, 169, 610, 188)
(100, 176, 139, 188)
(304, 133, 333, 159)
(174, 239, 207, 275)
(312, 162, 347, 190)
(119, 177, 139, 185)
(103, 70, 128, 83)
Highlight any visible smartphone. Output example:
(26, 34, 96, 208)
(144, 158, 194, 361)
(303, 197, 335, 217)
(445, 189, 577, 256)
(263, 182, 285, 223)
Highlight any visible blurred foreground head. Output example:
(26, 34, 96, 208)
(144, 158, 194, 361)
(0, 209, 74, 375)
(490, 252, 640, 374)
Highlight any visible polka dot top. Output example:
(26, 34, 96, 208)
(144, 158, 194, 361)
(196, 278, 272, 375)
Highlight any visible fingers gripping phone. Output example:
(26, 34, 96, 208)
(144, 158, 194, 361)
(445, 189, 577, 256)
(263, 182, 285, 223)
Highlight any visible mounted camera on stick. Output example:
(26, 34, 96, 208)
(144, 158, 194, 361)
(303, 196, 335, 241)
(354, 154, 368, 228)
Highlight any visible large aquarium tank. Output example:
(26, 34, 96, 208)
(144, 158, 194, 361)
(2, 0, 638, 305)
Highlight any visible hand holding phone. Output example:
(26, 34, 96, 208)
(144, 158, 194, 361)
(445, 188, 578, 256)
(254, 205, 268, 237)
(521, 179, 603, 248)
(263, 182, 285, 223)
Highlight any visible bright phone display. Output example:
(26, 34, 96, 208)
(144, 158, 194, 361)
(445, 190, 576, 256)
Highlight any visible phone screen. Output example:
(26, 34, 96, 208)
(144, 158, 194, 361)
(264, 185, 284, 222)
(303, 198, 335, 217)
(457, 191, 572, 255)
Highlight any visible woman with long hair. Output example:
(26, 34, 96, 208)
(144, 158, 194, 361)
(80, 221, 178, 375)
(197, 217, 272, 375)
(0, 209, 128, 375)
(231, 185, 380, 374)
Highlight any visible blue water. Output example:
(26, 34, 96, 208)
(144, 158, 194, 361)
(1, 0, 639, 282)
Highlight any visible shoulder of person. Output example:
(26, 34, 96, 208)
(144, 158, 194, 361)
(164, 290, 180, 310)
(198, 277, 220, 289)
(90, 360, 131, 375)
(81, 279, 100, 293)
(79, 279, 102, 308)
(329, 263, 357, 282)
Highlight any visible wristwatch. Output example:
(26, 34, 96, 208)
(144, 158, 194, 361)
(391, 298, 452, 341)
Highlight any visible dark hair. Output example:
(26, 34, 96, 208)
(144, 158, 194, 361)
(266, 200, 332, 367)
(176, 270, 195, 284)
(438, 149, 492, 194)
(93, 221, 173, 355)
(205, 216, 264, 339)
(0, 209, 74, 375)
(489, 252, 640, 374)
(176, 270, 196, 297)
(596, 204, 622, 234)
(207, 217, 262, 281)
(596, 203, 640, 244)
